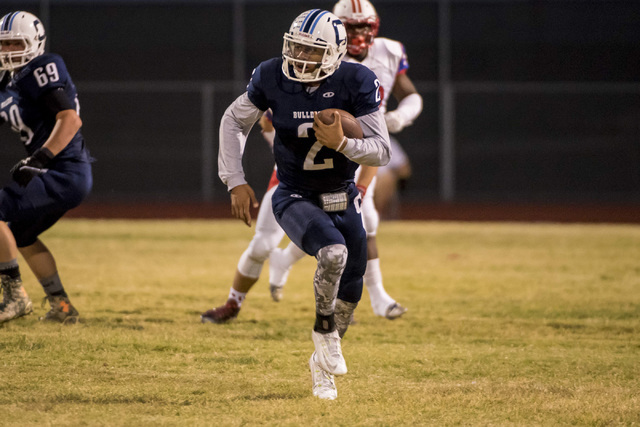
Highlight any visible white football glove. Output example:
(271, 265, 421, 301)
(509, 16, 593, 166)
(384, 110, 406, 134)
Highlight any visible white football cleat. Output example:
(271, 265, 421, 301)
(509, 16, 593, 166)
(384, 302, 408, 320)
(311, 329, 347, 376)
(309, 352, 337, 400)
(269, 284, 284, 302)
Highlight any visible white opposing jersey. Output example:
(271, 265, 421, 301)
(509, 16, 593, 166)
(343, 37, 409, 114)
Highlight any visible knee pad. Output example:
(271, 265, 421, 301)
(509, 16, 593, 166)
(236, 248, 264, 279)
(245, 232, 280, 263)
(237, 229, 285, 278)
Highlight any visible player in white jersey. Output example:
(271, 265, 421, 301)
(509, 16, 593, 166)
(269, 0, 423, 318)
(337, 0, 420, 219)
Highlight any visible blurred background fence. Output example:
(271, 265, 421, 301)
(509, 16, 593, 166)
(1, 0, 639, 208)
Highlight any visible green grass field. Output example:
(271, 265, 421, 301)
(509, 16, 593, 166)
(1, 219, 639, 425)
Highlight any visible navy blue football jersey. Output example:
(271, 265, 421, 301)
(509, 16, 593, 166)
(2, 53, 87, 161)
(247, 58, 381, 193)
(0, 75, 9, 125)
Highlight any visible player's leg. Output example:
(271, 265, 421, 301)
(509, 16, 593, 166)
(309, 350, 337, 400)
(0, 165, 90, 325)
(373, 137, 411, 219)
(202, 186, 286, 323)
(273, 186, 352, 377)
(0, 220, 32, 323)
(10, 208, 81, 324)
(373, 169, 398, 219)
(268, 239, 306, 301)
(9, 163, 91, 324)
(333, 193, 367, 338)
(19, 238, 79, 323)
(361, 177, 408, 319)
(307, 188, 367, 398)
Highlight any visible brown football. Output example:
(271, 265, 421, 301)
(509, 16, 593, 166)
(316, 108, 364, 139)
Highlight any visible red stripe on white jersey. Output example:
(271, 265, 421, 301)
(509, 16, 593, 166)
(267, 168, 279, 191)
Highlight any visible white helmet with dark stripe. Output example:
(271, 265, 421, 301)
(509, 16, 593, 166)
(0, 11, 46, 71)
(282, 9, 347, 83)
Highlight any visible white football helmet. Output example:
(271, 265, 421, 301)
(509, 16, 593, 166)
(332, 0, 379, 57)
(282, 9, 347, 83)
(0, 11, 46, 71)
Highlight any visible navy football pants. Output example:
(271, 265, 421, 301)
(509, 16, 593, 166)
(0, 160, 92, 247)
(272, 182, 366, 304)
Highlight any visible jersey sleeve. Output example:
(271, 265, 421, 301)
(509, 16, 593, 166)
(397, 44, 410, 75)
(18, 54, 71, 102)
(246, 63, 270, 112)
(352, 65, 382, 118)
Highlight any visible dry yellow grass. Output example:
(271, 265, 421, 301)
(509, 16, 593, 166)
(0, 219, 638, 425)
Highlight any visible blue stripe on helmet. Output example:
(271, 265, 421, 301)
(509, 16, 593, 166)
(300, 9, 319, 32)
(1, 13, 12, 31)
(4, 12, 19, 31)
(301, 9, 323, 33)
(308, 11, 329, 34)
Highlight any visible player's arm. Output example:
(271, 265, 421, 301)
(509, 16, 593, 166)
(11, 88, 81, 187)
(259, 109, 276, 148)
(313, 109, 391, 167)
(355, 165, 378, 197)
(219, 92, 263, 226)
(41, 93, 82, 156)
(342, 109, 391, 167)
(386, 73, 423, 134)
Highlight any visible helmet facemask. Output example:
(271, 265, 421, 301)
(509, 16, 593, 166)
(344, 22, 377, 57)
(332, 0, 379, 57)
(281, 10, 347, 83)
(283, 35, 335, 82)
(0, 12, 46, 71)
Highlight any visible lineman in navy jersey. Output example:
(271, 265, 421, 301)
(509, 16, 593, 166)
(216, 10, 390, 400)
(0, 11, 92, 324)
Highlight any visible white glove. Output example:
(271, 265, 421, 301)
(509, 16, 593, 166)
(384, 110, 406, 134)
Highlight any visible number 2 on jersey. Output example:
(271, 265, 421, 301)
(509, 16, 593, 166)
(298, 122, 334, 171)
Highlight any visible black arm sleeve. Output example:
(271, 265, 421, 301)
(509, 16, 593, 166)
(41, 87, 75, 114)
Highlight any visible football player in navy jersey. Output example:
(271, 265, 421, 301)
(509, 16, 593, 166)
(213, 9, 390, 400)
(0, 11, 92, 324)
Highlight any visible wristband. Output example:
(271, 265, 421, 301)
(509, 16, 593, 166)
(356, 184, 367, 197)
(337, 136, 348, 152)
(33, 147, 55, 166)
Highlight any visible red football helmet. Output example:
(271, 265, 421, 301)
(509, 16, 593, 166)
(332, 0, 380, 57)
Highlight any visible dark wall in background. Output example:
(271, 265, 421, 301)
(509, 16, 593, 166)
(1, 1, 638, 204)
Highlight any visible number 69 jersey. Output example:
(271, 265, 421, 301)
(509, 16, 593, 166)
(247, 57, 383, 193)
(1, 53, 87, 162)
